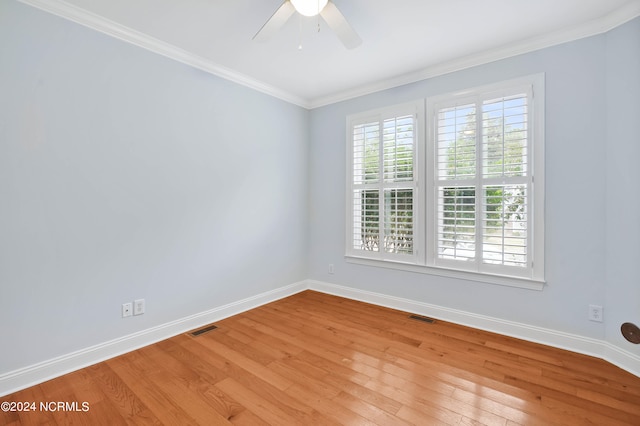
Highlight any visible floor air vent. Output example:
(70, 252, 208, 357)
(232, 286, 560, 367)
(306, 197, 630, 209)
(190, 324, 218, 336)
(409, 314, 436, 324)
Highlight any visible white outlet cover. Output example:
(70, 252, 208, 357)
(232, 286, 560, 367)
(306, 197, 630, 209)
(134, 298, 145, 316)
(588, 304, 603, 322)
(122, 302, 133, 318)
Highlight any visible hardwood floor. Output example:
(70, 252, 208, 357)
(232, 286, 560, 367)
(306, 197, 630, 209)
(2, 290, 640, 425)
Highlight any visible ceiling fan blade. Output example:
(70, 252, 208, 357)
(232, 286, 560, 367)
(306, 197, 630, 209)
(320, 1, 362, 49)
(253, 1, 296, 41)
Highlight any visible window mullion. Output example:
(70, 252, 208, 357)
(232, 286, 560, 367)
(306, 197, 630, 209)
(475, 98, 483, 271)
(378, 120, 385, 257)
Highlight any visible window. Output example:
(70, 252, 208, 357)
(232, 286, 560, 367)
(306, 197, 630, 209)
(346, 102, 423, 263)
(346, 75, 544, 288)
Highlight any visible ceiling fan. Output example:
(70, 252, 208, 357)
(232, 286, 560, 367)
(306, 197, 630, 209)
(253, 0, 362, 49)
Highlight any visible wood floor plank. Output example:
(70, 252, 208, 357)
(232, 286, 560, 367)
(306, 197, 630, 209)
(191, 334, 293, 392)
(395, 399, 463, 425)
(282, 382, 376, 425)
(540, 394, 634, 426)
(329, 390, 411, 425)
(84, 363, 160, 425)
(214, 378, 301, 426)
(12, 384, 58, 426)
(2, 290, 640, 425)
(506, 375, 638, 424)
(132, 345, 237, 424)
(176, 333, 327, 424)
(106, 349, 203, 425)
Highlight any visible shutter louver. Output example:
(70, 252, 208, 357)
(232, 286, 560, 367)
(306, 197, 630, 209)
(384, 188, 413, 254)
(352, 122, 380, 252)
(437, 104, 476, 180)
(351, 111, 417, 258)
(482, 185, 527, 267)
(480, 94, 528, 268)
(434, 92, 530, 273)
(435, 103, 478, 263)
(482, 95, 528, 179)
(437, 186, 476, 261)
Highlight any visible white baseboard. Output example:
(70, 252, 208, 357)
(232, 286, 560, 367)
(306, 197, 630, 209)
(3, 279, 638, 397)
(306, 280, 640, 378)
(0, 281, 307, 397)
(603, 343, 640, 378)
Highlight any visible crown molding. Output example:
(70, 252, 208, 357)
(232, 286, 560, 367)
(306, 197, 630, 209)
(308, 1, 640, 108)
(19, 0, 640, 110)
(18, 0, 312, 108)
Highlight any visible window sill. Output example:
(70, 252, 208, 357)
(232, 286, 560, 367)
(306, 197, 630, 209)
(344, 255, 545, 291)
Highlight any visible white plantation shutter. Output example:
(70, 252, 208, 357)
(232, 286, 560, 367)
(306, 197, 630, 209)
(347, 75, 543, 286)
(348, 102, 422, 261)
(430, 84, 537, 278)
(437, 186, 476, 261)
(435, 102, 478, 263)
(352, 121, 380, 252)
(480, 94, 529, 269)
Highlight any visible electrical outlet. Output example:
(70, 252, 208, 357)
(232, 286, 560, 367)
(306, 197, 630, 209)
(588, 304, 603, 322)
(122, 302, 132, 318)
(134, 298, 145, 316)
(328, 264, 334, 274)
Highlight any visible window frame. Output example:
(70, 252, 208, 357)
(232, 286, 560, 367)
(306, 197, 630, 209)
(345, 74, 545, 290)
(345, 101, 425, 264)
(426, 74, 545, 289)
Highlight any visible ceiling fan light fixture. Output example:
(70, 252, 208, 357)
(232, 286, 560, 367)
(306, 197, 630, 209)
(290, 0, 328, 17)
(253, 0, 361, 49)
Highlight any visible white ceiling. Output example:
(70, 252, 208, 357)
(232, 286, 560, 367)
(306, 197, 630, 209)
(20, 0, 640, 108)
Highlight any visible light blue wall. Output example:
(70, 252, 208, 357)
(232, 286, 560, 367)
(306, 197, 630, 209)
(0, 1, 309, 373)
(605, 18, 640, 357)
(309, 21, 640, 348)
(2, 0, 638, 379)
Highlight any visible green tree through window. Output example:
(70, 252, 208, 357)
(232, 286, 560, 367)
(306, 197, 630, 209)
(437, 94, 528, 266)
